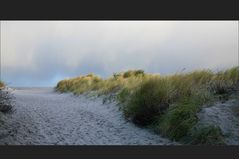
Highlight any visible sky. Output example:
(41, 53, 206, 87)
(0, 21, 238, 87)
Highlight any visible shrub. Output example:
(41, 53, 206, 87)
(221, 66, 239, 84)
(122, 77, 175, 125)
(185, 125, 225, 145)
(156, 97, 202, 141)
(208, 79, 234, 95)
(118, 88, 130, 104)
(123, 70, 145, 78)
(208, 67, 239, 95)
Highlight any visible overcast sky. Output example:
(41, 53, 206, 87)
(1, 21, 238, 87)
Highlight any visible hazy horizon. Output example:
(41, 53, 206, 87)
(1, 21, 238, 87)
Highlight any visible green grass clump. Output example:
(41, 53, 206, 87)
(155, 96, 206, 141)
(121, 70, 214, 127)
(185, 125, 225, 145)
(121, 77, 175, 125)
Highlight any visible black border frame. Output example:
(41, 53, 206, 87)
(0, 0, 238, 20)
(1, 146, 239, 159)
(0, 0, 239, 158)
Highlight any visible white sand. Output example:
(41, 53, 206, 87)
(0, 88, 173, 145)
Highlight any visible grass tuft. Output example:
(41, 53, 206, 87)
(155, 97, 203, 141)
(184, 125, 225, 145)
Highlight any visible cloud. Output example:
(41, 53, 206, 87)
(1, 21, 238, 86)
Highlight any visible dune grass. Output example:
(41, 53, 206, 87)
(56, 67, 239, 144)
(56, 74, 103, 94)
(184, 125, 225, 145)
(0, 81, 4, 88)
(56, 70, 147, 95)
(0, 81, 14, 113)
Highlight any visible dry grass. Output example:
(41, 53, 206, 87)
(0, 81, 4, 89)
(56, 66, 239, 144)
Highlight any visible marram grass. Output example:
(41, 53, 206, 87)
(56, 67, 239, 144)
